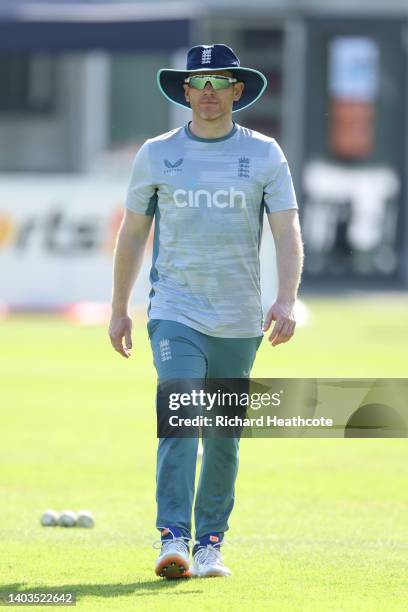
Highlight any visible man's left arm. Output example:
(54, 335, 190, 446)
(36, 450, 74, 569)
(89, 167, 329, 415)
(263, 209, 304, 346)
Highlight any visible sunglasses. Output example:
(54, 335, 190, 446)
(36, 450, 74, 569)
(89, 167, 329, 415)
(184, 74, 238, 90)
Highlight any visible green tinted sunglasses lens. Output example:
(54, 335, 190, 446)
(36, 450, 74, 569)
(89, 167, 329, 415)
(187, 75, 236, 90)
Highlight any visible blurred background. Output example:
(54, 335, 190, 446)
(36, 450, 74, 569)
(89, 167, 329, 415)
(1, 5, 407, 605)
(1, 0, 408, 314)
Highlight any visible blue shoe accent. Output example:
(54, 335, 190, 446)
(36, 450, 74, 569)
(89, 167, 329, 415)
(159, 526, 183, 541)
(193, 532, 224, 555)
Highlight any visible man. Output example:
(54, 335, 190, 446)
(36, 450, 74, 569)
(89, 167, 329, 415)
(109, 44, 303, 579)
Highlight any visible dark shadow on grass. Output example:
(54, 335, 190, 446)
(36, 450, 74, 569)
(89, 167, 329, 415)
(0, 581, 204, 601)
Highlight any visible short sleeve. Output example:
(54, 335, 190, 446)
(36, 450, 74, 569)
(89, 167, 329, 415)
(125, 142, 157, 215)
(263, 141, 298, 214)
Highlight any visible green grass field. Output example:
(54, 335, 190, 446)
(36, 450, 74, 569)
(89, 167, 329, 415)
(1, 296, 407, 611)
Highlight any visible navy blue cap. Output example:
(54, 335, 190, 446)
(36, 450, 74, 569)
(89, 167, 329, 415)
(157, 44, 267, 113)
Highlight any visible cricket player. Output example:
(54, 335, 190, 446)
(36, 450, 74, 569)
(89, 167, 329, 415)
(109, 44, 303, 579)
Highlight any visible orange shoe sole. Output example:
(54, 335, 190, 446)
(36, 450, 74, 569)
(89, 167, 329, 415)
(155, 554, 191, 579)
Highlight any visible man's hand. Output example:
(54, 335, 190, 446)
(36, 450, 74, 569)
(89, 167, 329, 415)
(263, 299, 296, 346)
(109, 314, 133, 358)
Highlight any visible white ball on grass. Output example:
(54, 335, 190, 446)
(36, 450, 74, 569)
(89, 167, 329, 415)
(40, 509, 59, 527)
(58, 510, 77, 527)
(76, 510, 95, 528)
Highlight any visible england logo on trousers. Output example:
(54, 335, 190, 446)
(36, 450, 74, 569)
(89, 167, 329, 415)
(159, 339, 172, 362)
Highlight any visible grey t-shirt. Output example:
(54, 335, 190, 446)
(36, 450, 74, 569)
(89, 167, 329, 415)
(125, 122, 298, 338)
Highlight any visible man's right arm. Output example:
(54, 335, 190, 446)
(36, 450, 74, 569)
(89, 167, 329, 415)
(109, 209, 154, 358)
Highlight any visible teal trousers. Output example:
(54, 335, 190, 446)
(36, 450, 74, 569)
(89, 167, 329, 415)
(148, 319, 263, 540)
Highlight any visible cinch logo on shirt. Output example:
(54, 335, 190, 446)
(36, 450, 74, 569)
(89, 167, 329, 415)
(173, 187, 247, 209)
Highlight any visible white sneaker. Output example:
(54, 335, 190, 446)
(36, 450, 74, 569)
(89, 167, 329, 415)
(154, 533, 191, 579)
(190, 544, 231, 577)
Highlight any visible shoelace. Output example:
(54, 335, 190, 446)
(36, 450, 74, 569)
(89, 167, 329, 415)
(152, 536, 191, 556)
(193, 544, 224, 566)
